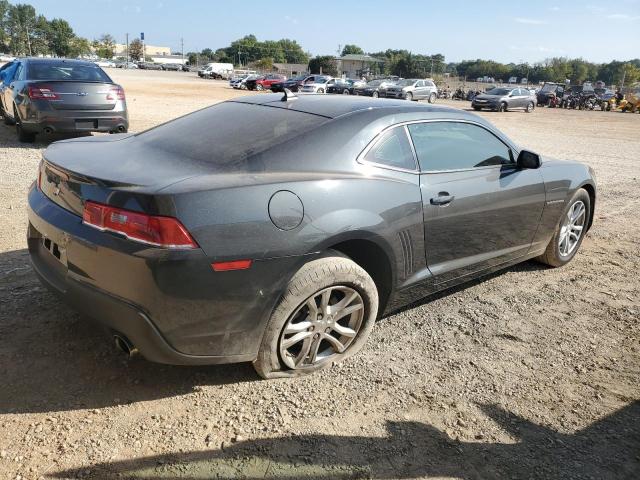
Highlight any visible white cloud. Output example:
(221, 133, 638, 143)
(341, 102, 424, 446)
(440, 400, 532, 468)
(284, 15, 299, 25)
(606, 13, 640, 20)
(514, 17, 548, 25)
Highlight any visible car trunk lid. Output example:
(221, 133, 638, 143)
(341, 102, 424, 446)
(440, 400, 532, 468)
(30, 81, 119, 111)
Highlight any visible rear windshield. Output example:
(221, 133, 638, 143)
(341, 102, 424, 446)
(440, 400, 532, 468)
(27, 63, 111, 82)
(136, 102, 326, 170)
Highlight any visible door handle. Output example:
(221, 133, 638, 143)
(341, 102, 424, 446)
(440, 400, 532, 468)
(430, 193, 455, 206)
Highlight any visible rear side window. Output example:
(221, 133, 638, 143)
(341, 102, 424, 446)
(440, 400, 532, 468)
(408, 122, 513, 171)
(363, 127, 416, 171)
(137, 102, 326, 171)
(27, 63, 111, 82)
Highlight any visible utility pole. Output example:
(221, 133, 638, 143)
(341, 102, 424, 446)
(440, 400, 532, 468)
(125, 33, 129, 68)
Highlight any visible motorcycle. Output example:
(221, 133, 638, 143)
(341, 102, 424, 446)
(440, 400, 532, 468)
(452, 88, 466, 100)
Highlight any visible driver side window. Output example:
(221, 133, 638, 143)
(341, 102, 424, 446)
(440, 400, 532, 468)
(408, 122, 513, 171)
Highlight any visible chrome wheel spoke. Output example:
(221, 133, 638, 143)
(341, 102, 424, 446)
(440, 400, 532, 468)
(320, 289, 332, 314)
(281, 331, 313, 349)
(332, 323, 357, 338)
(558, 200, 586, 256)
(294, 337, 313, 366)
(284, 320, 313, 335)
(333, 303, 364, 322)
(323, 333, 347, 353)
(308, 336, 322, 363)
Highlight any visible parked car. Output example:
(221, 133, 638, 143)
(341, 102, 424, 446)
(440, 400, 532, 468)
(354, 79, 397, 98)
(0, 58, 128, 142)
(472, 87, 536, 112)
(382, 78, 438, 102)
(138, 62, 162, 70)
(326, 79, 363, 95)
(28, 94, 595, 378)
(536, 82, 565, 106)
(116, 61, 138, 69)
(300, 76, 335, 93)
(245, 74, 287, 91)
(271, 75, 312, 93)
(161, 63, 182, 71)
(94, 59, 115, 68)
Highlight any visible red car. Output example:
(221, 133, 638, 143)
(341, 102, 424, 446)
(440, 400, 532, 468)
(246, 74, 287, 91)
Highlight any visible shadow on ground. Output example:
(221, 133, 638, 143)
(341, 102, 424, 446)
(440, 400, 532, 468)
(53, 401, 640, 479)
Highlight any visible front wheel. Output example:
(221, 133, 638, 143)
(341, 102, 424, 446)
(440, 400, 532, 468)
(536, 188, 590, 267)
(253, 254, 379, 379)
(256, 84, 264, 91)
(428, 92, 436, 103)
(405, 92, 413, 101)
(342, 88, 350, 95)
(372, 91, 379, 98)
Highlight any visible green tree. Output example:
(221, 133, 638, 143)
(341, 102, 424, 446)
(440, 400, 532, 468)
(255, 57, 273, 71)
(341, 44, 364, 56)
(308, 55, 337, 76)
(30, 14, 50, 55)
(128, 38, 143, 61)
(47, 18, 74, 56)
(68, 36, 92, 58)
(0, 0, 11, 51)
(7, 3, 37, 55)
(93, 33, 116, 59)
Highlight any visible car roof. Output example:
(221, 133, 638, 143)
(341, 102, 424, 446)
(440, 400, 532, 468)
(229, 93, 472, 120)
(21, 57, 100, 67)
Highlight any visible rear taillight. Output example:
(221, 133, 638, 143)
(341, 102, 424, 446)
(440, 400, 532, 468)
(82, 201, 198, 249)
(106, 86, 125, 101)
(28, 86, 59, 100)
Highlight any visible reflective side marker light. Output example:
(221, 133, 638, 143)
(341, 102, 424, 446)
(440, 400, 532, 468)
(211, 259, 253, 272)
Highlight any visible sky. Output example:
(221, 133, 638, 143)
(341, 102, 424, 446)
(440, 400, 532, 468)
(24, 0, 640, 64)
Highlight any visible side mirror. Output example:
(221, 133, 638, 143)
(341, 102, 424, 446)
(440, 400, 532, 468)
(517, 150, 541, 169)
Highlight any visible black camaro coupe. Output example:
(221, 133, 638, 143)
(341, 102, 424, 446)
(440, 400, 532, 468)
(28, 94, 596, 378)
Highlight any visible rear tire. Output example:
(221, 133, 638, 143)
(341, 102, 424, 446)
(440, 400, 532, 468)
(372, 91, 379, 98)
(525, 101, 534, 113)
(499, 102, 507, 112)
(317, 88, 324, 94)
(253, 253, 379, 379)
(536, 188, 590, 267)
(256, 84, 264, 91)
(342, 89, 350, 95)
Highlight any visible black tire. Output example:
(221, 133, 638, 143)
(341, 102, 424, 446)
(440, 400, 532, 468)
(15, 107, 35, 143)
(342, 89, 350, 95)
(256, 84, 264, 91)
(473, 106, 481, 111)
(536, 188, 590, 268)
(317, 88, 324, 94)
(428, 92, 436, 104)
(525, 101, 534, 113)
(405, 92, 413, 101)
(372, 91, 379, 98)
(253, 253, 379, 379)
(499, 102, 507, 112)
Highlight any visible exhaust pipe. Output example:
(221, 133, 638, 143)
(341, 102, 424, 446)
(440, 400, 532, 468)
(43, 127, 53, 135)
(114, 334, 139, 357)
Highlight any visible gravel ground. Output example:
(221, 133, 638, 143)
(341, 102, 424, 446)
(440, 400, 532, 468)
(0, 70, 638, 480)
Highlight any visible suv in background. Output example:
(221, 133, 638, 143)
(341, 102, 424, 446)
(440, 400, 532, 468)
(536, 82, 565, 106)
(246, 74, 287, 91)
(383, 78, 438, 102)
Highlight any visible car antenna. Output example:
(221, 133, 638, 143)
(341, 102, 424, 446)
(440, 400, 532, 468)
(281, 88, 297, 102)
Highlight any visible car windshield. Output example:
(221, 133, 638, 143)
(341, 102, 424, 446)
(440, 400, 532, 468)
(487, 88, 511, 96)
(136, 103, 326, 172)
(27, 63, 111, 82)
(398, 79, 417, 86)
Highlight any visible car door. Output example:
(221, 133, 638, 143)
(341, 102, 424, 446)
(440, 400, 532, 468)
(412, 80, 423, 99)
(408, 120, 546, 283)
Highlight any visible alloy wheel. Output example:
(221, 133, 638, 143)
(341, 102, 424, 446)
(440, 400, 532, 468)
(558, 200, 586, 257)
(279, 286, 365, 370)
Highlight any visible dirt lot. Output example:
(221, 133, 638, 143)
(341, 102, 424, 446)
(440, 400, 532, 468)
(0, 69, 638, 480)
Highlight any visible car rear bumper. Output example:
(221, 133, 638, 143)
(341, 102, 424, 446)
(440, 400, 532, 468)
(23, 108, 129, 134)
(27, 185, 304, 365)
